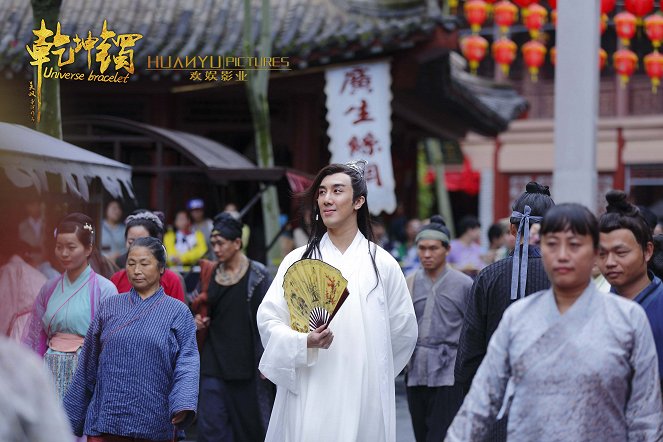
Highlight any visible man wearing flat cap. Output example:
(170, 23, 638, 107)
(406, 215, 473, 441)
(192, 212, 274, 442)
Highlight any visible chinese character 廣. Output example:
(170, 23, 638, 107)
(340, 67, 372, 95)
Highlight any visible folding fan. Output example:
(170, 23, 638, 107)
(282, 259, 350, 333)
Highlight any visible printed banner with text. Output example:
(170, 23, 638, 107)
(324, 60, 396, 215)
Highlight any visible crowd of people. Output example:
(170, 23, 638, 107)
(4, 161, 663, 442)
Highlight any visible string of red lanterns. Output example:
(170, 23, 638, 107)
(456, 0, 663, 92)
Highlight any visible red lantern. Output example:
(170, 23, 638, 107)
(523, 3, 548, 39)
(615, 12, 637, 46)
(613, 48, 638, 87)
(465, 0, 489, 34)
(494, 1, 518, 34)
(513, 0, 537, 7)
(625, 0, 654, 20)
(522, 40, 547, 82)
(460, 35, 489, 74)
(550, 46, 556, 65)
(601, 0, 616, 14)
(548, 0, 556, 9)
(599, 48, 608, 70)
(492, 37, 517, 75)
(551, 9, 557, 26)
(645, 14, 663, 49)
(644, 51, 663, 92)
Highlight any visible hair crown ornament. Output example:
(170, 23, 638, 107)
(345, 159, 367, 178)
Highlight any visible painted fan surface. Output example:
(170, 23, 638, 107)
(283, 259, 349, 333)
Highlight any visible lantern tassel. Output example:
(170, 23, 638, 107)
(529, 67, 539, 83)
(620, 75, 629, 88)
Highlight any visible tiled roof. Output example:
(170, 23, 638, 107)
(449, 54, 528, 132)
(1, 0, 454, 78)
(416, 52, 528, 136)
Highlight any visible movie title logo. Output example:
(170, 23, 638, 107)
(26, 19, 143, 122)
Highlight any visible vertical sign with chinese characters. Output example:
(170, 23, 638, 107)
(324, 61, 397, 215)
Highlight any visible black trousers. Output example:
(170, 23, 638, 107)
(406, 384, 464, 442)
(197, 375, 265, 442)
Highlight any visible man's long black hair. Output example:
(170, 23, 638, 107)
(298, 163, 380, 289)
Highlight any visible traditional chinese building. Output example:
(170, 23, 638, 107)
(0, 0, 527, 237)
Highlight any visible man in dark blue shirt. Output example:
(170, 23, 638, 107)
(599, 190, 663, 396)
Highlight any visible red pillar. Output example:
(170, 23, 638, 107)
(493, 137, 509, 219)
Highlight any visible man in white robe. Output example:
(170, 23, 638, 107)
(257, 161, 418, 442)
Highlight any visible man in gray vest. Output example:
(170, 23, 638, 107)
(405, 215, 473, 442)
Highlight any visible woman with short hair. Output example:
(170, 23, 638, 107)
(447, 204, 663, 441)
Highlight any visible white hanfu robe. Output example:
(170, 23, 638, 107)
(257, 231, 418, 442)
(446, 282, 663, 442)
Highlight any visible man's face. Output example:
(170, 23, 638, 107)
(417, 239, 449, 272)
(317, 173, 363, 231)
(211, 235, 241, 263)
(598, 229, 652, 293)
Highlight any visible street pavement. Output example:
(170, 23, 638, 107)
(395, 373, 417, 442)
(184, 374, 416, 441)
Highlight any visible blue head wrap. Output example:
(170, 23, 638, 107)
(510, 205, 543, 300)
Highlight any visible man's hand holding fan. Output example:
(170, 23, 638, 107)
(282, 259, 350, 347)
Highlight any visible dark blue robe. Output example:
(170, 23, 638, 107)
(64, 287, 199, 440)
(634, 273, 663, 387)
